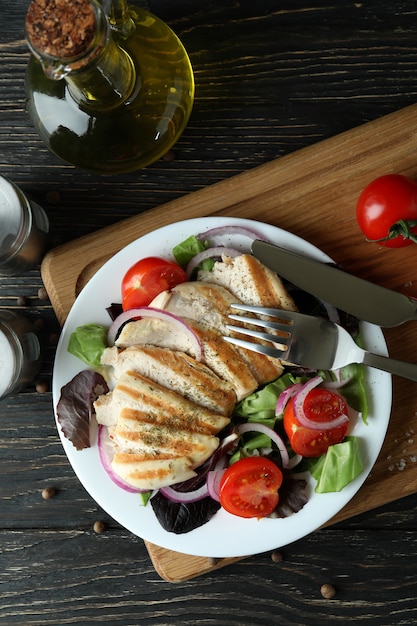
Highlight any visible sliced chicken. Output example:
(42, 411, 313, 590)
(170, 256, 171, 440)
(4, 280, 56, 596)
(116, 316, 197, 353)
(185, 320, 259, 400)
(94, 370, 230, 435)
(111, 452, 197, 490)
(112, 410, 218, 465)
(101, 344, 236, 416)
(150, 282, 236, 335)
(198, 253, 297, 310)
(115, 316, 259, 400)
(94, 370, 227, 489)
(150, 282, 284, 385)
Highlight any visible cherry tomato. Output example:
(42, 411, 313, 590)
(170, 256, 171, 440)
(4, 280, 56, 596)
(219, 457, 283, 518)
(356, 174, 417, 247)
(283, 388, 349, 457)
(121, 257, 187, 310)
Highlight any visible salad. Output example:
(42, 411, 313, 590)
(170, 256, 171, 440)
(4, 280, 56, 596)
(56, 224, 368, 536)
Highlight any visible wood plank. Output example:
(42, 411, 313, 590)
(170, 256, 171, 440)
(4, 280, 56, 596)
(41, 103, 417, 581)
(3, 526, 417, 623)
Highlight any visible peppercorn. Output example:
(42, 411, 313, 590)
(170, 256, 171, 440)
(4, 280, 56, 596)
(36, 379, 49, 394)
(37, 286, 48, 301)
(93, 520, 106, 534)
(41, 486, 56, 500)
(320, 583, 336, 599)
(271, 551, 283, 563)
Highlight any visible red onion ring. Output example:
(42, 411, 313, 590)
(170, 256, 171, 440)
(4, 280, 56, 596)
(293, 376, 349, 431)
(185, 246, 242, 278)
(196, 225, 271, 242)
(235, 422, 290, 469)
(97, 425, 144, 493)
(107, 306, 203, 361)
(206, 469, 226, 502)
(275, 383, 303, 416)
(209, 433, 238, 468)
(159, 482, 209, 503)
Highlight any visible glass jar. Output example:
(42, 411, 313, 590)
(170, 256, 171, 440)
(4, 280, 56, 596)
(0, 176, 49, 276)
(0, 310, 42, 401)
(24, 0, 194, 174)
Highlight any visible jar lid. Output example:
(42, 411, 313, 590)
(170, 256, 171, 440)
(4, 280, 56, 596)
(0, 177, 25, 258)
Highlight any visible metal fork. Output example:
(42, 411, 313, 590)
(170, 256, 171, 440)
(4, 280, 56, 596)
(225, 304, 417, 382)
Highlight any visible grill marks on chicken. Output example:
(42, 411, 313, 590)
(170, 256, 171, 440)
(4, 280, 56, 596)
(94, 370, 228, 489)
(151, 281, 284, 384)
(183, 321, 259, 400)
(198, 253, 297, 310)
(101, 345, 236, 416)
(115, 317, 259, 400)
(112, 454, 197, 489)
(94, 254, 295, 491)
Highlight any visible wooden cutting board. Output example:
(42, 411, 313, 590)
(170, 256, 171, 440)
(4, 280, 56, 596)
(42, 103, 417, 582)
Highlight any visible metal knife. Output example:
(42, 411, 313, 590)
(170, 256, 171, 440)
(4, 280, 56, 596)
(251, 239, 417, 327)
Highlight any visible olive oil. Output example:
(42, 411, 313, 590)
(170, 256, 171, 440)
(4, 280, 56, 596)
(25, 2, 194, 174)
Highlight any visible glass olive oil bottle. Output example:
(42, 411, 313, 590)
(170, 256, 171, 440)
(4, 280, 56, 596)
(25, 0, 194, 174)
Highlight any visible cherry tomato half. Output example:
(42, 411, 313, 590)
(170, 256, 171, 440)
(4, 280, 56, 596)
(219, 457, 283, 519)
(356, 174, 417, 247)
(283, 388, 349, 458)
(121, 257, 187, 310)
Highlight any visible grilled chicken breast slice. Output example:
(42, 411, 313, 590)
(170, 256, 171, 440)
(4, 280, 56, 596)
(101, 344, 236, 416)
(112, 409, 219, 467)
(150, 282, 236, 334)
(111, 453, 197, 490)
(116, 316, 197, 353)
(185, 320, 259, 400)
(95, 370, 230, 435)
(198, 253, 297, 310)
(94, 370, 226, 490)
(115, 316, 258, 400)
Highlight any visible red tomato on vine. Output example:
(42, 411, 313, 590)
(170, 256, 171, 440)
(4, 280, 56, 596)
(356, 174, 417, 248)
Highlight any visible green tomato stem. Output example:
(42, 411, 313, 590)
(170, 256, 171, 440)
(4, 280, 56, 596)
(368, 219, 417, 244)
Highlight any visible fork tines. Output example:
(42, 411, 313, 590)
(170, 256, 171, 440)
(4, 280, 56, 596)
(224, 303, 295, 359)
(229, 303, 296, 320)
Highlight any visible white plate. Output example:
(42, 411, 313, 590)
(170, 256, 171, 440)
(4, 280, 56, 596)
(52, 217, 392, 557)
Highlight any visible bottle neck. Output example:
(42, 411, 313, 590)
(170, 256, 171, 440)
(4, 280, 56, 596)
(65, 37, 136, 110)
(25, 0, 136, 110)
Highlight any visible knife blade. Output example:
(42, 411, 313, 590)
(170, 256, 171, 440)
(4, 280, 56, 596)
(251, 239, 417, 327)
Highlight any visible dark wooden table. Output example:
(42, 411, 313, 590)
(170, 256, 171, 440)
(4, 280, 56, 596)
(2, 1, 417, 623)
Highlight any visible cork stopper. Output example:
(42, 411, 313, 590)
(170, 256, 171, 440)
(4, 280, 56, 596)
(26, 0, 97, 59)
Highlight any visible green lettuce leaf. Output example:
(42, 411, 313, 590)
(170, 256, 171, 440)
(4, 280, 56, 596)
(339, 364, 368, 423)
(235, 373, 307, 426)
(307, 436, 364, 493)
(172, 235, 214, 274)
(68, 323, 108, 368)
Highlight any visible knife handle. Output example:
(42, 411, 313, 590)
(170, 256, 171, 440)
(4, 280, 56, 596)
(363, 352, 417, 382)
